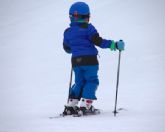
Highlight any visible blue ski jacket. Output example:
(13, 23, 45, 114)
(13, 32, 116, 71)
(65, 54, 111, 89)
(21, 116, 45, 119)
(63, 22, 113, 57)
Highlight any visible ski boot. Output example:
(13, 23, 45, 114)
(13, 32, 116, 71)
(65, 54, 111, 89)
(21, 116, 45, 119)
(63, 99, 79, 115)
(76, 98, 98, 116)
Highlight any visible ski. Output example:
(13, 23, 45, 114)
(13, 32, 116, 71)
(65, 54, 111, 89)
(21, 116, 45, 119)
(73, 109, 101, 117)
(49, 109, 101, 119)
(112, 107, 127, 115)
(49, 113, 68, 119)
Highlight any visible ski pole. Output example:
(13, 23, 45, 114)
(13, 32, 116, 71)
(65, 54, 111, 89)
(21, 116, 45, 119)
(113, 50, 122, 116)
(67, 67, 73, 103)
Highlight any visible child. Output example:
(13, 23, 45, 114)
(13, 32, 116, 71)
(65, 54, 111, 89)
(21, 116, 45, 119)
(63, 2, 124, 116)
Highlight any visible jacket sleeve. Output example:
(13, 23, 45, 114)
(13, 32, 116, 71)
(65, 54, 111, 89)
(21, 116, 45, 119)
(63, 42, 71, 54)
(88, 24, 114, 48)
(63, 29, 71, 54)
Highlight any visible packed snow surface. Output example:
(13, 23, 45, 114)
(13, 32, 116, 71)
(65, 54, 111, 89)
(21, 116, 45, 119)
(0, 0, 165, 132)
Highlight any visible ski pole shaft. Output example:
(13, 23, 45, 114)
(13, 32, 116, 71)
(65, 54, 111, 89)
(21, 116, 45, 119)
(114, 51, 121, 116)
(67, 67, 73, 103)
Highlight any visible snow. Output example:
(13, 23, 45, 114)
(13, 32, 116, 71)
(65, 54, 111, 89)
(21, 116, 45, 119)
(0, 0, 165, 132)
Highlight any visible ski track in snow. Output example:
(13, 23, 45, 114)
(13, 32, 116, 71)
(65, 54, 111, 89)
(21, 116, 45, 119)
(0, 0, 165, 132)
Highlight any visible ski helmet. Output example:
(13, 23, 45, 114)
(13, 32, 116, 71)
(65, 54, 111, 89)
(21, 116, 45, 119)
(69, 2, 90, 23)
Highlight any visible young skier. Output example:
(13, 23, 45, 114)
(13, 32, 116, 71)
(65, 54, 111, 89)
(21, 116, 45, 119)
(63, 2, 124, 116)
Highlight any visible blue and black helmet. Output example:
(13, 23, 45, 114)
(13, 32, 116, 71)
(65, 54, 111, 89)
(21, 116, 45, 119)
(69, 2, 90, 23)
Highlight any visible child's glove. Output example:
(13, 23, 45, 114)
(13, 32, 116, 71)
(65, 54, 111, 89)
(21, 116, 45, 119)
(116, 40, 125, 51)
(110, 40, 125, 51)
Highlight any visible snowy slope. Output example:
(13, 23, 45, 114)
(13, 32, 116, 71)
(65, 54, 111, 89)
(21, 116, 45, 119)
(0, 0, 165, 132)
